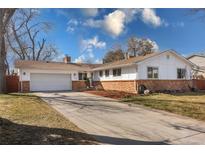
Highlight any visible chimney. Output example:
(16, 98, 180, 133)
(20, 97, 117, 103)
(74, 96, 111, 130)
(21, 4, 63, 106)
(63, 55, 71, 63)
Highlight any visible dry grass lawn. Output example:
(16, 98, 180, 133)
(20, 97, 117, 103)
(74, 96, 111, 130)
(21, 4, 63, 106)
(0, 93, 97, 145)
(123, 92, 205, 121)
(85, 90, 205, 121)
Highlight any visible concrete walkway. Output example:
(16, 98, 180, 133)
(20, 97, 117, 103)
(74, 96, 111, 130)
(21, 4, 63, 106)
(35, 92, 205, 145)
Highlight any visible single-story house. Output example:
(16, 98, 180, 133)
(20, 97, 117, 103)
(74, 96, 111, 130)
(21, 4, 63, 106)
(15, 50, 196, 93)
(187, 54, 205, 79)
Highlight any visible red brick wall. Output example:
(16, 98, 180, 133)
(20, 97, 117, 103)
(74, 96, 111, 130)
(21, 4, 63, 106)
(136, 80, 193, 92)
(93, 80, 137, 93)
(20, 81, 30, 92)
(72, 81, 88, 91)
(17, 79, 204, 93)
(93, 80, 194, 93)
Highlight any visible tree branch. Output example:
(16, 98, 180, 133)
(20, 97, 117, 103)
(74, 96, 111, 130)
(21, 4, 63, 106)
(36, 39, 46, 60)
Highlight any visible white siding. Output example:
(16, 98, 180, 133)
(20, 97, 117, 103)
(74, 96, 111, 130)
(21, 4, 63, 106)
(93, 52, 192, 81)
(138, 52, 192, 80)
(93, 65, 138, 81)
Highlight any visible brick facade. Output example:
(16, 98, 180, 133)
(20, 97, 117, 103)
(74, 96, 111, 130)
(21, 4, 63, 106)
(93, 80, 194, 93)
(15, 79, 205, 93)
(72, 81, 88, 91)
(136, 80, 193, 93)
(93, 80, 137, 93)
(20, 81, 30, 92)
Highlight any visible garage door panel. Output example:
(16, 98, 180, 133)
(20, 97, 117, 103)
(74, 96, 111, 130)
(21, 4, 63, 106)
(30, 73, 72, 91)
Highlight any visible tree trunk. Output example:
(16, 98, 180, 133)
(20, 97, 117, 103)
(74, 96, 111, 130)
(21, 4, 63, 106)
(0, 11, 4, 93)
(0, 9, 15, 93)
(0, 34, 7, 93)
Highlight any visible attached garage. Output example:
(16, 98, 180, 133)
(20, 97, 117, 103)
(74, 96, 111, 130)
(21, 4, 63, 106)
(30, 73, 72, 91)
(15, 59, 94, 92)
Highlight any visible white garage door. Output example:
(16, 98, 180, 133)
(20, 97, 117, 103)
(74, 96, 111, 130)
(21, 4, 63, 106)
(30, 73, 72, 91)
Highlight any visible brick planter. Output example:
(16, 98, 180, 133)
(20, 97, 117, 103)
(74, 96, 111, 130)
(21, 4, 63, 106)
(72, 81, 88, 91)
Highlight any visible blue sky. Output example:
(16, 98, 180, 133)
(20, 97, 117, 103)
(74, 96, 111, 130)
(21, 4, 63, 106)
(38, 8, 205, 63)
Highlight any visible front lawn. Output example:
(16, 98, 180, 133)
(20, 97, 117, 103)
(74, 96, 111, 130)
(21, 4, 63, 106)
(0, 94, 97, 144)
(123, 92, 205, 121)
(85, 90, 205, 121)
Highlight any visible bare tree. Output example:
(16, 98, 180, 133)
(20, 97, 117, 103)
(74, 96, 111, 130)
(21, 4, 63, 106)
(127, 36, 155, 56)
(103, 45, 125, 63)
(7, 9, 58, 61)
(6, 46, 18, 75)
(0, 9, 16, 93)
(127, 37, 139, 57)
(138, 38, 154, 56)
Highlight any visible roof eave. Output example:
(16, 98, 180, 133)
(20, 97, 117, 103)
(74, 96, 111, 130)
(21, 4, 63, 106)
(15, 66, 92, 72)
(187, 54, 205, 59)
(169, 51, 197, 67)
(92, 63, 137, 71)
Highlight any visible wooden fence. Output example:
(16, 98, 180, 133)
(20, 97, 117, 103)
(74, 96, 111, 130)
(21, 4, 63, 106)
(193, 79, 205, 90)
(6, 75, 19, 93)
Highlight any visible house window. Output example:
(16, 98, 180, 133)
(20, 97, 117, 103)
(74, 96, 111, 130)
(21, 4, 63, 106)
(78, 73, 87, 80)
(177, 68, 186, 79)
(99, 70, 103, 77)
(113, 68, 121, 77)
(147, 67, 159, 79)
(105, 70, 109, 77)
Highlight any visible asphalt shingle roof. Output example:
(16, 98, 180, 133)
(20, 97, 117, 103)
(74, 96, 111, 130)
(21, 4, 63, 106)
(15, 50, 193, 71)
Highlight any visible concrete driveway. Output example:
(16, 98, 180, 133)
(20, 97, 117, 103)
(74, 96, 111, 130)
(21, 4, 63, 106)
(35, 92, 205, 145)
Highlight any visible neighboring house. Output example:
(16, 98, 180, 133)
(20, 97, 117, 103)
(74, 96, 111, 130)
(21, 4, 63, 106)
(187, 54, 205, 79)
(15, 50, 195, 93)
